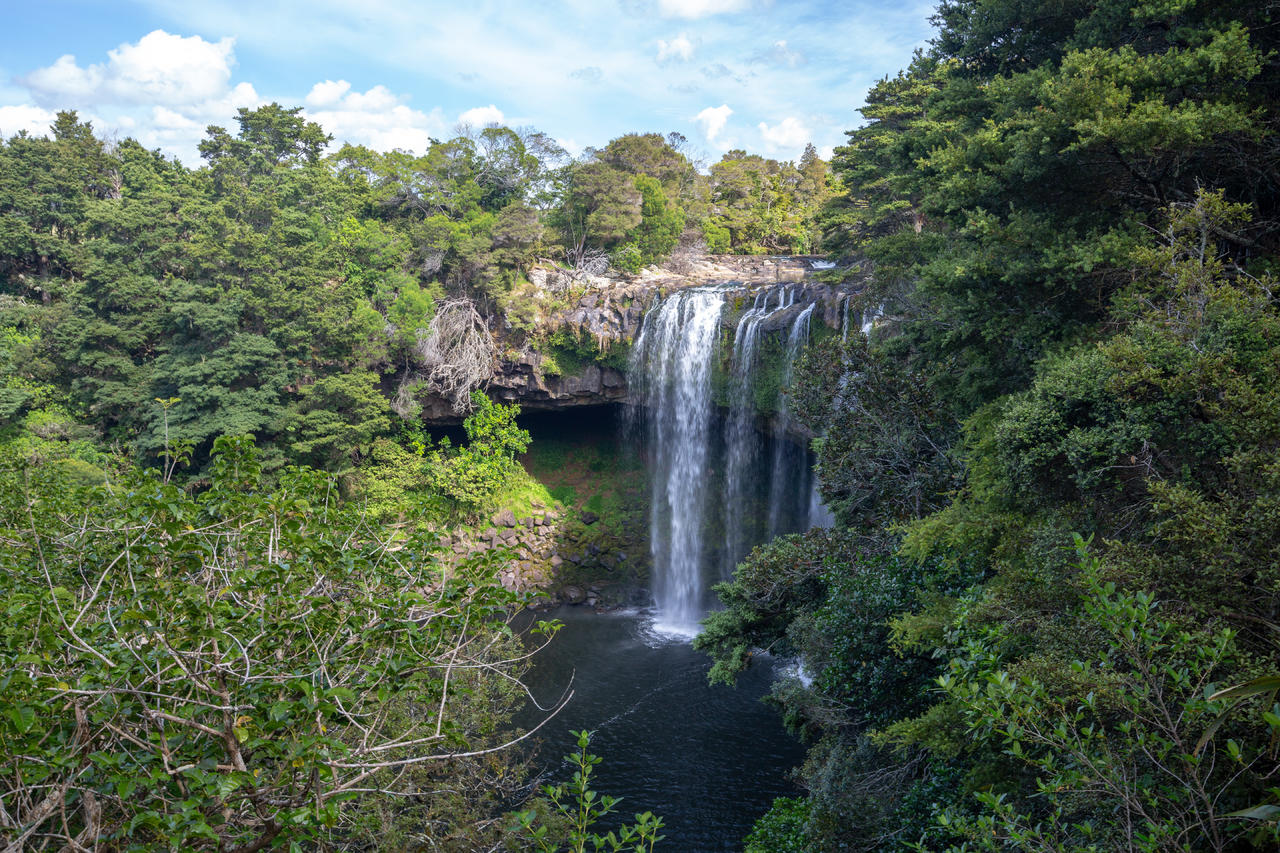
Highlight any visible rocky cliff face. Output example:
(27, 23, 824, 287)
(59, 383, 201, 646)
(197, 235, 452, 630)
(416, 254, 862, 423)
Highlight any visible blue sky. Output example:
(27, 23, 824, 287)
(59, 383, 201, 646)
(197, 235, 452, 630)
(0, 0, 937, 166)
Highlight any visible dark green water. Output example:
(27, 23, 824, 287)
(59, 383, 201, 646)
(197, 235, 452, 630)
(518, 605, 805, 851)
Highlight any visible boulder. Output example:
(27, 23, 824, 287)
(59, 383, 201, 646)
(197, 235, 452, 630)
(493, 508, 518, 528)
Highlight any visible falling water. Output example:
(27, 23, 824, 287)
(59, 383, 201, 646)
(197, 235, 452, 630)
(630, 283, 839, 635)
(629, 288, 725, 635)
(767, 302, 815, 537)
(861, 303, 882, 337)
(722, 290, 770, 576)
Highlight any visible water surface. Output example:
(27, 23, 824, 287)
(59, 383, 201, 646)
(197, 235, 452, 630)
(518, 606, 804, 852)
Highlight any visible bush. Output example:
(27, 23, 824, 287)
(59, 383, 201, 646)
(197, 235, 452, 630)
(745, 797, 810, 853)
(429, 391, 531, 514)
(610, 243, 644, 274)
(0, 434, 560, 850)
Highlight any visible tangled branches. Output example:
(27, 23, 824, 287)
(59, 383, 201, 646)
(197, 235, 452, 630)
(0, 436, 569, 851)
(413, 298, 498, 414)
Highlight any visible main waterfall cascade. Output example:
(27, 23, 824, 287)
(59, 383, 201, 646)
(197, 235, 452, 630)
(629, 288, 726, 633)
(629, 283, 837, 634)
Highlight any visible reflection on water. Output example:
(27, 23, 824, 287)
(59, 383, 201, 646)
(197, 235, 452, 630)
(517, 606, 804, 852)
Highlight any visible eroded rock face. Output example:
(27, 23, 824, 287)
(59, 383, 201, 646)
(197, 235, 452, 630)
(487, 361, 630, 414)
(417, 254, 864, 423)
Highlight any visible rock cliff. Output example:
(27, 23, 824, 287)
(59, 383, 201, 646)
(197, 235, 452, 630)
(416, 254, 864, 423)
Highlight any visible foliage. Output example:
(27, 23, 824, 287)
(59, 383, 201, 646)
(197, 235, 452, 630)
(792, 333, 959, 530)
(429, 392, 531, 515)
(822, 0, 1278, 414)
(705, 145, 829, 254)
(934, 540, 1277, 852)
(513, 730, 665, 852)
(0, 434, 563, 851)
(744, 797, 809, 853)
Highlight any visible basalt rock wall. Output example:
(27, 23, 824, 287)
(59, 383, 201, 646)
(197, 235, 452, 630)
(417, 255, 866, 424)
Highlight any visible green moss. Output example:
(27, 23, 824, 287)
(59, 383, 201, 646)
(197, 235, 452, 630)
(548, 484, 579, 506)
(539, 328, 632, 377)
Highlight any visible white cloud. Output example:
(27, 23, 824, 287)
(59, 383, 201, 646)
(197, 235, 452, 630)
(304, 84, 446, 154)
(570, 66, 603, 83)
(457, 104, 505, 127)
(151, 106, 202, 131)
(657, 0, 749, 18)
(694, 103, 733, 143)
(657, 33, 694, 63)
(0, 104, 58, 137)
(23, 30, 236, 107)
(21, 56, 99, 104)
(757, 116, 809, 151)
(305, 79, 353, 107)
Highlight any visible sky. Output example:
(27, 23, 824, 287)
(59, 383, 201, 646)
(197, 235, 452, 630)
(0, 0, 937, 167)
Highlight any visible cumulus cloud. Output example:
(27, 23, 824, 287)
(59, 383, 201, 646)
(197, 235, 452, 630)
(304, 79, 353, 107)
(8, 30, 263, 162)
(694, 103, 733, 143)
(657, 33, 694, 63)
(303, 82, 445, 153)
(458, 104, 505, 127)
(658, 0, 749, 18)
(757, 116, 809, 151)
(749, 39, 806, 67)
(23, 30, 236, 107)
(570, 66, 604, 83)
(0, 104, 59, 137)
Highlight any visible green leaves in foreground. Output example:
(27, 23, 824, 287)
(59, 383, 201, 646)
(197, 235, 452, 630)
(514, 730, 665, 853)
(0, 434, 561, 851)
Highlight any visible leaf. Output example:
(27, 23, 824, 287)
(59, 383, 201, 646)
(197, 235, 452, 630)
(7, 705, 35, 733)
(1227, 803, 1280, 821)
(1208, 675, 1280, 702)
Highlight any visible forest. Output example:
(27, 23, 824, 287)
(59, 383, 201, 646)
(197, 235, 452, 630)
(2, 0, 1280, 849)
(697, 0, 1280, 849)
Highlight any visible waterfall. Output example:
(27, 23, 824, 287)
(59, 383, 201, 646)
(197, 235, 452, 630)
(767, 302, 815, 537)
(629, 288, 725, 634)
(861, 303, 881, 337)
(630, 283, 840, 635)
(722, 290, 769, 576)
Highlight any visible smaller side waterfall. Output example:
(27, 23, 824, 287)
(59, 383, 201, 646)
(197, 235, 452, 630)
(767, 302, 815, 537)
(722, 290, 772, 575)
(861, 303, 882, 337)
